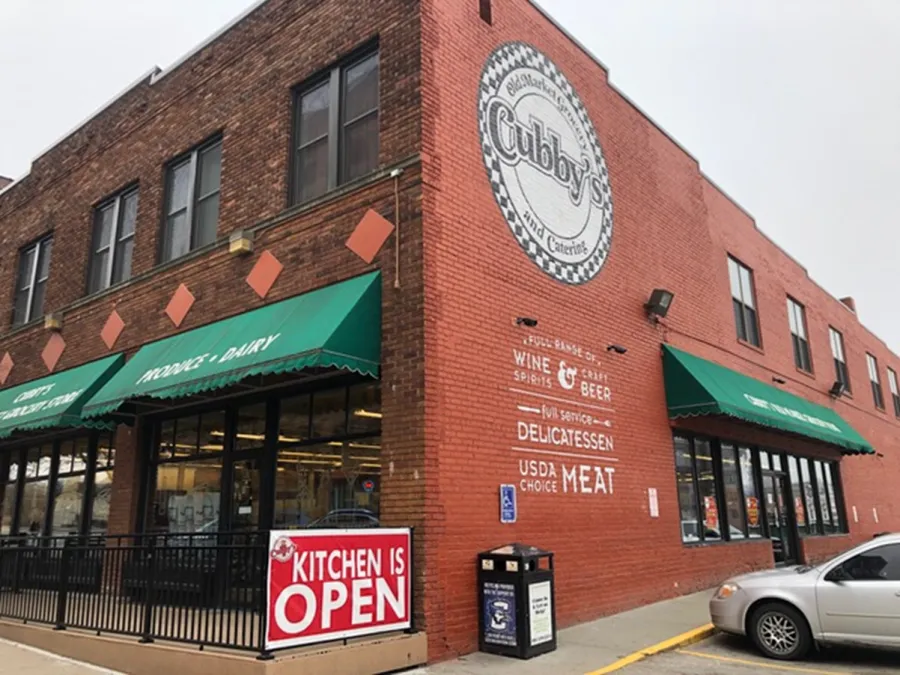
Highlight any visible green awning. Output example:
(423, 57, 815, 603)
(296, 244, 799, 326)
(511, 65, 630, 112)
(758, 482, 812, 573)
(662, 345, 874, 455)
(82, 272, 381, 417)
(0, 354, 124, 438)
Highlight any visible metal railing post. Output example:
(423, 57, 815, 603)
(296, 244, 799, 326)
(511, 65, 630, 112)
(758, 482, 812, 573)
(139, 536, 156, 644)
(256, 536, 273, 661)
(54, 539, 71, 630)
(406, 526, 416, 634)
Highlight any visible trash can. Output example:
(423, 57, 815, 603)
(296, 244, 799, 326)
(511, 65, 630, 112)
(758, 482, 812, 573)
(477, 543, 556, 659)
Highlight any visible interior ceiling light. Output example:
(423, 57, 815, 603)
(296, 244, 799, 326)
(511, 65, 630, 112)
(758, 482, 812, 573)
(353, 409, 383, 419)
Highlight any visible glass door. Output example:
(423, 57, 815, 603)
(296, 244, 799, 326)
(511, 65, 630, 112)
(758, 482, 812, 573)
(229, 458, 261, 532)
(763, 473, 798, 566)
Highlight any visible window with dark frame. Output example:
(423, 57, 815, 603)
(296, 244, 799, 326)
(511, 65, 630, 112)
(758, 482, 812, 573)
(161, 137, 222, 263)
(147, 381, 381, 535)
(866, 353, 885, 410)
(787, 297, 811, 372)
(291, 49, 379, 205)
(672, 433, 847, 545)
(12, 236, 53, 327)
(829, 327, 850, 393)
(0, 455, 19, 535)
(87, 187, 138, 294)
(0, 433, 114, 539)
(720, 443, 746, 539)
(727, 256, 761, 347)
(888, 368, 900, 418)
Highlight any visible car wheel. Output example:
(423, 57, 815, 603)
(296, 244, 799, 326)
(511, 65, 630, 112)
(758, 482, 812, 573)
(749, 602, 812, 661)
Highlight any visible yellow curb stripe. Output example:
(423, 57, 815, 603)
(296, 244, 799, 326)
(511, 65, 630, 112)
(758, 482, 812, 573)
(584, 623, 715, 675)
(678, 649, 850, 675)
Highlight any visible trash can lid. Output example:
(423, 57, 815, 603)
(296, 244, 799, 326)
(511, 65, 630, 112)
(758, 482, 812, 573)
(483, 542, 552, 557)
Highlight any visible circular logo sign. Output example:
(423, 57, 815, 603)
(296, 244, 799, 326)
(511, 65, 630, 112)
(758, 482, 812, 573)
(478, 42, 614, 285)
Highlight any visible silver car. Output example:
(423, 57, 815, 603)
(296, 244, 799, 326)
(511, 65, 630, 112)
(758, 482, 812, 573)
(709, 532, 900, 660)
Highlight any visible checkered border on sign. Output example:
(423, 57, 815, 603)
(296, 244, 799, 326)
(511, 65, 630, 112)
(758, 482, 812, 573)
(477, 41, 614, 285)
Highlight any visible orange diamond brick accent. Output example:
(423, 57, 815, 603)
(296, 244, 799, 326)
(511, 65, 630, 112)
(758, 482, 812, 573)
(346, 209, 395, 264)
(101, 310, 125, 349)
(0, 353, 13, 385)
(246, 250, 283, 299)
(165, 284, 195, 328)
(42, 333, 66, 372)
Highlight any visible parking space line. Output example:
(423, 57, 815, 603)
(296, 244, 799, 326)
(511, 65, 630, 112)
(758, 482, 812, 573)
(678, 649, 851, 674)
(584, 624, 715, 674)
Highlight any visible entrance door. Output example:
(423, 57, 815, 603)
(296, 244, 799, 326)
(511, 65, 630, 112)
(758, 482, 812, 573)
(763, 473, 798, 566)
(228, 458, 261, 532)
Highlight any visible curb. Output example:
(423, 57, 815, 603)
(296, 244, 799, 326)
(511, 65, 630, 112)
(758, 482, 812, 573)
(584, 624, 716, 675)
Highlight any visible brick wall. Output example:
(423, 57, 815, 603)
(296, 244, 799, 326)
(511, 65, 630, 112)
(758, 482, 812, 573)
(421, 0, 900, 660)
(0, 0, 420, 334)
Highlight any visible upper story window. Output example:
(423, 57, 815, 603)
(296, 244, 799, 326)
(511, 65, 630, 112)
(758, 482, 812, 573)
(888, 367, 900, 418)
(866, 353, 885, 410)
(786, 297, 811, 372)
(829, 327, 850, 393)
(161, 137, 222, 263)
(291, 49, 379, 205)
(13, 236, 53, 327)
(87, 187, 138, 294)
(727, 256, 760, 347)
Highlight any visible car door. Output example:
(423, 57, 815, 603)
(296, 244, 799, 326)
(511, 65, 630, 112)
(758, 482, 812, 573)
(816, 543, 900, 647)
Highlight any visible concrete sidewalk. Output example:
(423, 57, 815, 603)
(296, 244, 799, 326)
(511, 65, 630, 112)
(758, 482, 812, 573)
(0, 638, 122, 674)
(413, 589, 715, 675)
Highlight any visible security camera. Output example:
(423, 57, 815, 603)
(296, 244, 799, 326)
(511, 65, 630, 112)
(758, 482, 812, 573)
(606, 344, 627, 355)
(515, 317, 538, 328)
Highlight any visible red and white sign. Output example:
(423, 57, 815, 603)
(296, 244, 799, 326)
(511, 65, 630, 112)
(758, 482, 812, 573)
(265, 528, 411, 650)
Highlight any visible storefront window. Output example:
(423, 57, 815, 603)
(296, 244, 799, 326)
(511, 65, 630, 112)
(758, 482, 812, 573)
(738, 447, 762, 538)
(720, 444, 746, 539)
(236, 403, 267, 451)
(694, 439, 720, 541)
(673, 436, 699, 543)
(788, 456, 809, 535)
(799, 458, 818, 534)
(814, 461, 834, 534)
(348, 383, 381, 435)
(823, 464, 844, 533)
(90, 432, 116, 534)
(279, 394, 310, 443)
(311, 388, 347, 439)
(150, 458, 223, 533)
(673, 434, 845, 545)
(274, 438, 381, 528)
(149, 381, 381, 534)
(18, 445, 53, 535)
(0, 456, 19, 535)
(50, 437, 90, 537)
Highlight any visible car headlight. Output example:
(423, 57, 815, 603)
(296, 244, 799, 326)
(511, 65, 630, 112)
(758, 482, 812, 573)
(715, 582, 741, 600)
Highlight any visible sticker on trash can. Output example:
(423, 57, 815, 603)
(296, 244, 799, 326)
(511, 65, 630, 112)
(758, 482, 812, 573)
(528, 581, 553, 646)
(483, 582, 517, 647)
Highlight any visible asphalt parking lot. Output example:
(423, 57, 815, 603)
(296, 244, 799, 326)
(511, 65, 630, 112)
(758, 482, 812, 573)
(622, 633, 900, 674)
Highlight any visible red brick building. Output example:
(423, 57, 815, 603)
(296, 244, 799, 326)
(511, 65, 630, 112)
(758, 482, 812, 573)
(0, 0, 897, 671)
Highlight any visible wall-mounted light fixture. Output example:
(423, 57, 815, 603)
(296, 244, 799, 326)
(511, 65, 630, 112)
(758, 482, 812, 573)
(772, 376, 786, 384)
(644, 288, 675, 321)
(229, 229, 254, 255)
(44, 312, 63, 332)
(828, 380, 846, 398)
(606, 344, 628, 355)
(515, 317, 538, 328)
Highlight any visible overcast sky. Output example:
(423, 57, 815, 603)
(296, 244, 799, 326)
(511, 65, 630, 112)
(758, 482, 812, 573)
(1, 1, 898, 351)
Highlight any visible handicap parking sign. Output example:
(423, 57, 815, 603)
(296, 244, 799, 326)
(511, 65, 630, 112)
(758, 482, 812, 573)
(500, 484, 516, 524)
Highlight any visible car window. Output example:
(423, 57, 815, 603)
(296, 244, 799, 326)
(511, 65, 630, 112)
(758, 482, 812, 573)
(841, 544, 900, 581)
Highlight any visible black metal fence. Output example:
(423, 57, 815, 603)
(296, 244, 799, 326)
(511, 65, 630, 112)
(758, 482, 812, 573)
(0, 532, 268, 655)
